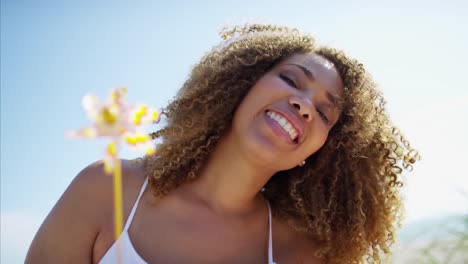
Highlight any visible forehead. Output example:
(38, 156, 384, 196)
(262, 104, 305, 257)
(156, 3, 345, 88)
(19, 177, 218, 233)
(276, 53, 344, 97)
(286, 53, 336, 70)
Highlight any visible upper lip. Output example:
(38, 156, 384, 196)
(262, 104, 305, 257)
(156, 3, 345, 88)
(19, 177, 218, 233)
(266, 108, 305, 143)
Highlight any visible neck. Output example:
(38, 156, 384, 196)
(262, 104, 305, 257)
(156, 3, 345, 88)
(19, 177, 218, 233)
(181, 133, 277, 216)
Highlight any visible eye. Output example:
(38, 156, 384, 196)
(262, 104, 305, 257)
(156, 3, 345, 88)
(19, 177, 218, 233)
(279, 74, 298, 88)
(317, 108, 331, 125)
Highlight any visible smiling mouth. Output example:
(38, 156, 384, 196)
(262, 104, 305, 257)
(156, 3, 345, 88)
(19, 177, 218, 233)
(265, 110, 299, 144)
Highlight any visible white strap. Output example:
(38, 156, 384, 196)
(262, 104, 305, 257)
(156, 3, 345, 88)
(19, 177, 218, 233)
(266, 200, 275, 264)
(123, 177, 149, 231)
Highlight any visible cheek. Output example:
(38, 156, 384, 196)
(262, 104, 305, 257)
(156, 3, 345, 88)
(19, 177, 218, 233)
(235, 79, 283, 117)
(250, 75, 289, 97)
(302, 129, 329, 156)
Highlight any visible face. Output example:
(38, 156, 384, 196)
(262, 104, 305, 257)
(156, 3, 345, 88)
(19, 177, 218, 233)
(228, 53, 345, 171)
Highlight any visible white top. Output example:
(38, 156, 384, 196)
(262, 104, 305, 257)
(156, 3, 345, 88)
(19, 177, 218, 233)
(99, 178, 276, 264)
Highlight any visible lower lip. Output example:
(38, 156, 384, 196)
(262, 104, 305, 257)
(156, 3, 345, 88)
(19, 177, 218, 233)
(264, 111, 297, 145)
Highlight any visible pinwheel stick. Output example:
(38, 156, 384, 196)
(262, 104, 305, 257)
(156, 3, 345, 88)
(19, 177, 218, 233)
(113, 159, 123, 240)
(113, 158, 123, 263)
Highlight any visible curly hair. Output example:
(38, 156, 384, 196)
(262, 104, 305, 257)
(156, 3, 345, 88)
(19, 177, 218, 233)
(143, 24, 419, 263)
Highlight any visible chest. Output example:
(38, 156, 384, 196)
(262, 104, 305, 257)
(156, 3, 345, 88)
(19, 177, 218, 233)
(140, 212, 270, 263)
(95, 201, 276, 263)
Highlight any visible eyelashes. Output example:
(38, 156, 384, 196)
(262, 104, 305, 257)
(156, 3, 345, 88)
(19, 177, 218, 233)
(279, 73, 331, 125)
(279, 73, 298, 88)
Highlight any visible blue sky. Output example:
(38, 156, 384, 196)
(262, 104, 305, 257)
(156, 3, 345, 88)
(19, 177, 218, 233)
(1, 0, 467, 262)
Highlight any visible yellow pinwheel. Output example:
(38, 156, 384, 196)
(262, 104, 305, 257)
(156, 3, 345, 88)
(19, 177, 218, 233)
(67, 87, 159, 263)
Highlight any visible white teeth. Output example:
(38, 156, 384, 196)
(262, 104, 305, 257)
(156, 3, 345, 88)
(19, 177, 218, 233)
(266, 111, 299, 141)
(278, 118, 286, 126)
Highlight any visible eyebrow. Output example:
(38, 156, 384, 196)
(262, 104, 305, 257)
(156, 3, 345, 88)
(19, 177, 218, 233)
(285, 63, 343, 109)
(289, 63, 316, 82)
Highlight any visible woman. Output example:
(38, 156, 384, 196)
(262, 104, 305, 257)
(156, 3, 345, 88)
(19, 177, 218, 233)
(26, 24, 418, 263)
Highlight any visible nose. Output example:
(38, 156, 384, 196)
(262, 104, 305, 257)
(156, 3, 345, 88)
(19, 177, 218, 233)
(289, 96, 313, 122)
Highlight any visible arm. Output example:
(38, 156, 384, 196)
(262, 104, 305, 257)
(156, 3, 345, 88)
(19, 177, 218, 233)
(25, 161, 113, 264)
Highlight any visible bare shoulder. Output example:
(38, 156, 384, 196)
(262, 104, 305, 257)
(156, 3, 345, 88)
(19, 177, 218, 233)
(75, 158, 146, 193)
(25, 158, 147, 263)
(68, 158, 147, 206)
(47, 158, 146, 212)
(275, 218, 325, 264)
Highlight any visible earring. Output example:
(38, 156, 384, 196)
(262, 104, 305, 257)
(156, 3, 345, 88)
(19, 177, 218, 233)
(298, 160, 305, 167)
